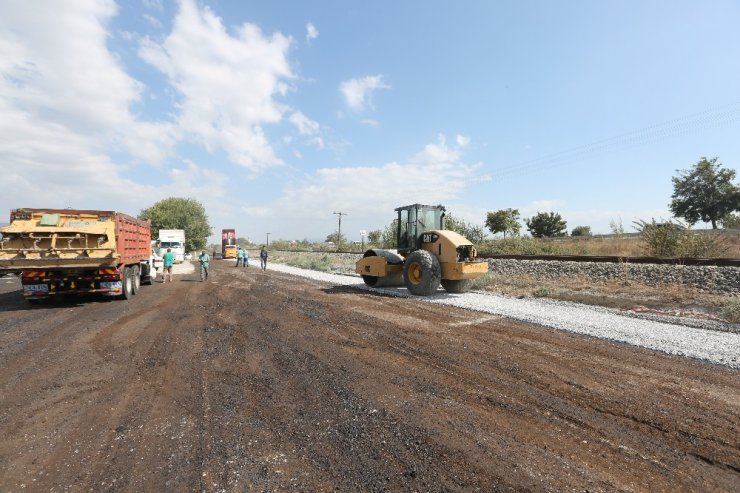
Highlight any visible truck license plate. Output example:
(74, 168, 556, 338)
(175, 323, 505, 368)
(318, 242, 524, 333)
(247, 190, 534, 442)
(100, 281, 122, 290)
(23, 284, 49, 293)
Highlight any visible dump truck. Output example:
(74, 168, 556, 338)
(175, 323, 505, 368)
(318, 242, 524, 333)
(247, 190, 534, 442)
(0, 208, 158, 304)
(222, 228, 237, 259)
(355, 204, 489, 295)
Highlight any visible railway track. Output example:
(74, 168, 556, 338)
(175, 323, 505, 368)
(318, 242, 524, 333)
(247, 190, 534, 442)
(274, 249, 740, 267)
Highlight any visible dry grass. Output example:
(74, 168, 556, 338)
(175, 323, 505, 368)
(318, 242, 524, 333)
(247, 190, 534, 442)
(478, 230, 740, 258)
(476, 272, 734, 321)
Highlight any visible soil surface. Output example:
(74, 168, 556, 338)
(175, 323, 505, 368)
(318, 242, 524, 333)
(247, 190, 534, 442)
(1, 262, 738, 492)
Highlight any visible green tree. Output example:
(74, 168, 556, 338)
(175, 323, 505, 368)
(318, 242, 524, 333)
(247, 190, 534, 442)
(485, 208, 521, 238)
(525, 212, 567, 238)
(381, 219, 398, 248)
(721, 212, 740, 229)
(571, 225, 592, 237)
(445, 213, 486, 244)
(325, 232, 347, 245)
(609, 217, 625, 237)
(670, 157, 740, 229)
(367, 229, 382, 244)
(139, 197, 212, 252)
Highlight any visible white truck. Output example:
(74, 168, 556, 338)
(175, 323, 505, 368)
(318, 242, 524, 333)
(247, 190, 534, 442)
(157, 229, 186, 264)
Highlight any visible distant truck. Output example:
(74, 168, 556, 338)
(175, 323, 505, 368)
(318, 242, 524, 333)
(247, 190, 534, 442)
(0, 208, 158, 303)
(222, 228, 237, 259)
(157, 229, 185, 263)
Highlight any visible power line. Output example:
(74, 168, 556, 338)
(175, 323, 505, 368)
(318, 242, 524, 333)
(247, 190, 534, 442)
(492, 101, 740, 181)
(333, 211, 347, 248)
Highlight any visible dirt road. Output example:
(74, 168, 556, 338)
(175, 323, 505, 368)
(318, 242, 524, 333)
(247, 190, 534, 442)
(1, 262, 738, 492)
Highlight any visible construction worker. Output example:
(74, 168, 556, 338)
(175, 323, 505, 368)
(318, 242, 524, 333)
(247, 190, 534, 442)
(162, 248, 175, 282)
(198, 250, 210, 281)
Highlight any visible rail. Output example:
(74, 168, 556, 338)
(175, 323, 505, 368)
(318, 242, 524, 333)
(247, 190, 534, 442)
(270, 249, 740, 267)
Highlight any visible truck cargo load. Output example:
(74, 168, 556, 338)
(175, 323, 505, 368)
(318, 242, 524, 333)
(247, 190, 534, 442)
(0, 208, 158, 303)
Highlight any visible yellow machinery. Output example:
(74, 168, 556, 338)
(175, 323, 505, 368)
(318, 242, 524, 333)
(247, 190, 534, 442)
(355, 204, 489, 295)
(223, 245, 238, 259)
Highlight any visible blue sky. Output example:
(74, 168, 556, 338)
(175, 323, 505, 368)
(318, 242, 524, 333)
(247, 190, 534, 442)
(2, 0, 739, 244)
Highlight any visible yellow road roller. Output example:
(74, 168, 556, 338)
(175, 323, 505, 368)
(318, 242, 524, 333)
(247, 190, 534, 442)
(355, 204, 489, 295)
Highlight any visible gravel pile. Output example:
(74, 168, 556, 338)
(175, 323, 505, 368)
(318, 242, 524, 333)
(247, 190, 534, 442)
(267, 263, 740, 369)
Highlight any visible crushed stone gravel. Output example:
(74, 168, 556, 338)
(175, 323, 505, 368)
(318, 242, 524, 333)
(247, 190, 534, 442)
(267, 263, 740, 369)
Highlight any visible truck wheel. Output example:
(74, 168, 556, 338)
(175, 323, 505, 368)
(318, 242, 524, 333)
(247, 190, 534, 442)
(441, 279, 474, 294)
(142, 262, 156, 285)
(132, 265, 141, 294)
(403, 250, 441, 296)
(121, 267, 134, 299)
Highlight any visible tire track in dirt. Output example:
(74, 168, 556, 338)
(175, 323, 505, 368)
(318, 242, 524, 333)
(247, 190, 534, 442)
(1, 262, 738, 491)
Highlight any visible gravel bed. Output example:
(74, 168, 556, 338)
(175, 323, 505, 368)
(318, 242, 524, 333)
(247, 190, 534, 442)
(268, 263, 740, 370)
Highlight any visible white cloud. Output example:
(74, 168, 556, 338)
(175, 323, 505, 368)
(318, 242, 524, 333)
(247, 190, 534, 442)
(339, 75, 390, 111)
(275, 135, 484, 227)
(138, 0, 295, 171)
(0, 0, 139, 132)
(0, 96, 150, 210)
(0, 0, 182, 211)
(143, 13, 163, 29)
(360, 119, 380, 127)
(520, 200, 567, 216)
(289, 111, 320, 135)
(306, 22, 318, 42)
(143, 0, 164, 11)
(456, 134, 470, 147)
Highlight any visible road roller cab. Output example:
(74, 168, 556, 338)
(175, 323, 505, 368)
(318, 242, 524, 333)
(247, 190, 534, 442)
(355, 204, 489, 295)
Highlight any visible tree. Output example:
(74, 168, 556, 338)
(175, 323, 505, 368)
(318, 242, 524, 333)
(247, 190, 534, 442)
(139, 197, 212, 252)
(571, 225, 592, 237)
(381, 219, 398, 248)
(721, 213, 740, 229)
(670, 157, 740, 229)
(367, 229, 382, 244)
(525, 212, 567, 238)
(485, 208, 521, 238)
(325, 231, 347, 244)
(445, 213, 486, 244)
(609, 217, 625, 237)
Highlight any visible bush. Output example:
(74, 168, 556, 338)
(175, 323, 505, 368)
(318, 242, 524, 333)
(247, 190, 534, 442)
(283, 254, 333, 272)
(477, 237, 568, 256)
(722, 298, 740, 323)
(571, 225, 592, 237)
(471, 272, 493, 290)
(532, 287, 550, 298)
(633, 219, 728, 258)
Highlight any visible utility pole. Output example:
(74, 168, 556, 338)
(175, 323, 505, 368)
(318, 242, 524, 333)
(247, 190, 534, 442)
(265, 233, 271, 246)
(333, 211, 347, 249)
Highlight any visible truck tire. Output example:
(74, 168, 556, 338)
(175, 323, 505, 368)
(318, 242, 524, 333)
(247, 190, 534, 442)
(441, 279, 474, 294)
(141, 261, 156, 285)
(132, 265, 141, 294)
(403, 250, 441, 296)
(121, 267, 134, 299)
